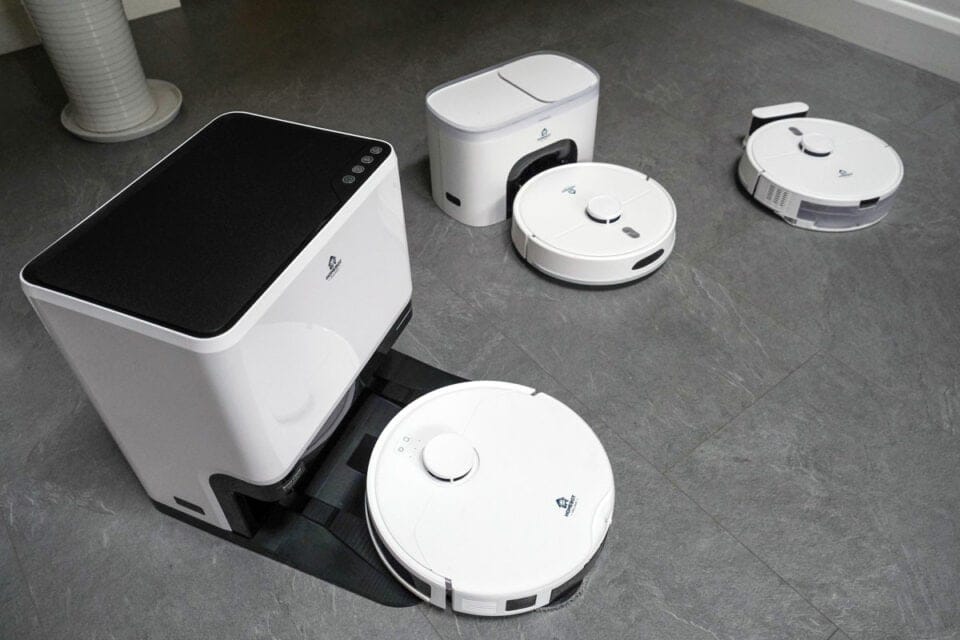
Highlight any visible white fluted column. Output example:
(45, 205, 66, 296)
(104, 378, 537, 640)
(21, 0, 182, 142)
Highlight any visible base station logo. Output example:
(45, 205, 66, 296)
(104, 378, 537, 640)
(326, 255, 342, 280)
(555, 494, 578, 517)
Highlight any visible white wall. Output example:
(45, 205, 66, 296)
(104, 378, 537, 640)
(736, 0, 960, 83)
(0, 0, 180, 56)
(912, 0, 960, 15)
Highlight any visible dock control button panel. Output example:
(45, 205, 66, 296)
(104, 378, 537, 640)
(332, 141, 391, 203)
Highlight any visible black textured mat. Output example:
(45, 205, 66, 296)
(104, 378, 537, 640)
(155, 349, 465, 607)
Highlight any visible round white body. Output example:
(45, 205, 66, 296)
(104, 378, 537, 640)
(366, 381, 615, 616)
(738, 117, 903, 231)
(511, 163, 676, 285)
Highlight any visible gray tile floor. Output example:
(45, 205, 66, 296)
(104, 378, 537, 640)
(2, 0, 958, 638)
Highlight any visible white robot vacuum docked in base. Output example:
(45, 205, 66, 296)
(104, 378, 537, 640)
(738, 102, 903, 231)
(366, 381, 615, 616)
(511, 162, 677, 285)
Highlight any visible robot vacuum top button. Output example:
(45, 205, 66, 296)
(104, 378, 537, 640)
(422, 432, 476, 481)
(586, 194, 622, 223)
(800, 132, 833, 157)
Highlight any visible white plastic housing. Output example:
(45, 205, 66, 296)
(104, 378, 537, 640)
(512, 163, 676, 285)
(426, 52, 599, 227)
(739, 116, 903, 231)
(20, 115, 412, 531)
(366, 381, 614, 616)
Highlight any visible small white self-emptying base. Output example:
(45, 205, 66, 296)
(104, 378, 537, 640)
(738, 114, 903, 231)
(366, 381, 614, 616)
(511, 163, 676, 285)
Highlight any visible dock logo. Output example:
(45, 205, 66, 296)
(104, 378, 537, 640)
(538, 127, 551, 141)
(326, 255, 342, 280)
(838, 169, 854, 178)
(555, 494, 578, 517)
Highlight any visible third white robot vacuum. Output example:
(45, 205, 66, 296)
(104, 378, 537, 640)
(511, 162, 676, 285)
(738, 102, 903, 231)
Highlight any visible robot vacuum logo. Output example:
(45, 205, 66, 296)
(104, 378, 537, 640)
(538, 127, 551, 141)
(555, 494, 578, 517)
(325, 255, 342, 280)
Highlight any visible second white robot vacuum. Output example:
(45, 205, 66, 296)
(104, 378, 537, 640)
(511, 162, 676, 285)
(366, 381, 614, 616)
(738, 103, 903, 231)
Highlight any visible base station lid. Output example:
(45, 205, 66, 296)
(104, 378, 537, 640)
(513, 162, 676, 260)
(366, 381, 614, 598)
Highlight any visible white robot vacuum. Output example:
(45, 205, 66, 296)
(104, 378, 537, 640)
(511, 162, 676, 285)
(738, 102, 903, 231)
(366, 381, 615, 616)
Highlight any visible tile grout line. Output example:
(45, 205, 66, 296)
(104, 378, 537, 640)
(416, 256, 817, 481)
(906, 95, 960, 130)
(687, 250, 954, 429)
(418, 264, 847, 636)
(663, 343, 823, 474)
(650, 345, 852, 634)
(415, 262, 658, 460)
(2, 513, 46, 636)
(818, 349, 924, 408)
(607, 420, 848, 639)
(415, 605, 448, 640)
(688, 253, 822, 351)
